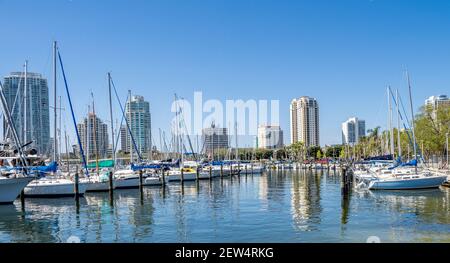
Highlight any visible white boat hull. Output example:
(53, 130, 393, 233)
(368, 175, 447, 190)
(24, 179, 89, 197)
(86, 181, 110, 192)
(0, 177, 34, 204)
(144, 177, 162, 186)
(166, 172, 197, 182)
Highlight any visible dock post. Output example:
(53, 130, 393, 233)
(180, 168, 184, 184)
(251, 163, 253, 176)
(161, 168, 166, 188)
(20, 189, 25, 206)
(209, 165, 212, 180)
(196, 166, 200, 181)
(139, 170, 143, 188)
(245, 164, 248, 176)
(74, 171, 80, 200)
(220, 164, 223, 179)
(109, 171, 114, 192)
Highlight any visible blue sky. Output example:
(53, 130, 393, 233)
(1, 0, 450, 147)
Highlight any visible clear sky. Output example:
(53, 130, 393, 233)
(1, 0, 450, 148)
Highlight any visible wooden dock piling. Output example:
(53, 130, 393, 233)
(109, 171, 114, 192)
(139, 170, 143, 188)
(74, 171, 80, 199)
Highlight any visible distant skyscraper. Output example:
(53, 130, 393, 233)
(425, 95, 450, 109)
(2, 72, 50, 154)
(342, 117, 365, 145)
(125, 95, 151, 157)
(120, 125, 129, 153)
(77, 113, 109, 159)
(290, 96, 320, 147)
(257, 125, 284, 149)
(202, 123, 229, 156)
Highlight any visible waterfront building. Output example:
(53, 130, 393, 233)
(77, 113, 109, 159)
(120, 125, 129, 153)
(2, 72, 50, 154)
(202, 122, 229, 155)
(425, 95, 450, 109)
(125, 95, 152, 157)
(341, 117, 366, 145)
(257, 125, 284, 149)
(425, 95, 450, 119)
(290, 96, 320, 147)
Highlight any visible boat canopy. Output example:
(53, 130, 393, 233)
(87, 160, 114, 169)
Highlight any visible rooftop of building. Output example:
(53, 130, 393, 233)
(6, 72, 44, 78)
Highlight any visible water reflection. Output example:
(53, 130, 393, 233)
(290, 169, 322, 232)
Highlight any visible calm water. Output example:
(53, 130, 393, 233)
(0, 170, 449, 243)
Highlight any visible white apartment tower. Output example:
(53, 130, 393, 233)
(341, 117, 365, 145)
(257, 125, 284, 149)
(290, 96, 320, 147)
(124, 95, 151, 157)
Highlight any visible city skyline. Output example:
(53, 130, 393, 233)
(1, 0, 450, 148)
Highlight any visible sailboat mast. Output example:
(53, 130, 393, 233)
(128, 90, 133, 163)
(53, 41, 58, 162)
(235, 122, 238, 160)
(23, 60, 28, 146)
(108, 73, 116, 170)
(92, 93, 100, 175)
(87, 105, 90, 165)
(65, 127, 69, 173)
(406, 71, 418, 172)
(396, 89, 402, 158)
(59, 95, 62, 162)
(388, 86, 395, 157)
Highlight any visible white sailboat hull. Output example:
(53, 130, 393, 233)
(24, 178, 89, 197)
(0, 177, 34, 204)
(166, 172, 197, 182)
(86, 181, 110, 192)
(368, 175, 447, 190)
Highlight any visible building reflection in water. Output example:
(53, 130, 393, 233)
(290, 169, 322, 232)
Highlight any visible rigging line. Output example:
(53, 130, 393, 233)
(57, 50, 89, 177)
(109, 77, 142, 162)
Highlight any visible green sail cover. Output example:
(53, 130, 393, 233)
(87, 160, 114, 168)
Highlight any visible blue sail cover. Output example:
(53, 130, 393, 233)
(400, 159, 417, 167)
(2, 161, 58, 177)
(131, 163, 162, 171)
(364, 154, 394, 161)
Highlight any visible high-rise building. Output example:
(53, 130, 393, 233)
(2, 72, 50, 154)
(290, 96, 320, 147)
(202, 123, 229, 155)
(77, 113, 109, 159)
(120, 125, 129, 153)
(257, 125, 284, 149)
(342, 117, 365, 145)
(425, 95, 450, 120)
(125, 95, 151, 157)
(425, 95, 450, 109)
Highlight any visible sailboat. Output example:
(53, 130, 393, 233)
(24, 42, 91, 197)
(367, 77, 447, 190)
